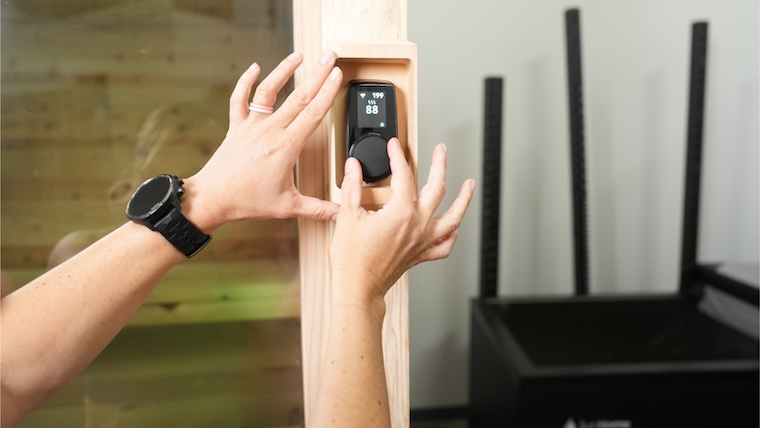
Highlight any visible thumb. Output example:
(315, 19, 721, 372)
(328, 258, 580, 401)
(292, 196, 340, 222)
(341, 157, 363, 209)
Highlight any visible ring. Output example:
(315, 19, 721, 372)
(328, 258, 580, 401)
(249, 102, 274, 114)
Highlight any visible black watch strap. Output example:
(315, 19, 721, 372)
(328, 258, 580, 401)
(155, 207, 212, 258)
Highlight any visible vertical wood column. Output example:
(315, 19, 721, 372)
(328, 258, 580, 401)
(293, 1, 416, 426)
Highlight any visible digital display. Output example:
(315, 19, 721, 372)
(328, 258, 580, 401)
(128, 176, 171, 217)
(357, 90, 387, 129)
(346, 81, 397, 183)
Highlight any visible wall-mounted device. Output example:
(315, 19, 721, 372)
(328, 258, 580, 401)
(346, 80, 398, 183)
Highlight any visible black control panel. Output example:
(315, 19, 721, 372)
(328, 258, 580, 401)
(346, 80, 398, 183)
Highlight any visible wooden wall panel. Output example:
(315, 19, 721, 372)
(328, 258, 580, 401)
(294, 1, 415, 426)
(1, 1, 302, 327)
(4, 2, 319, 426)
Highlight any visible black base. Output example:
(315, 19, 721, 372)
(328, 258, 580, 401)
(469, 296, 759, 428)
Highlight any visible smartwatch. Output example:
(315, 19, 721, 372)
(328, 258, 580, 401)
(125, 174, 211, 258)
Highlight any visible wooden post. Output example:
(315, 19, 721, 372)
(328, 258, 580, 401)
(293, 1, 417, 426)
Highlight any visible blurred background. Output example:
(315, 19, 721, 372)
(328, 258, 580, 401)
(408, 0, 758, 416)
(2, 1, 305, 426)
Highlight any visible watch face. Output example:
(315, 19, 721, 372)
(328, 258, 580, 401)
(126, 175, 173, 220)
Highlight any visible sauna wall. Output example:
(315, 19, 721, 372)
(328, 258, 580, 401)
(1, 1, 307, 426)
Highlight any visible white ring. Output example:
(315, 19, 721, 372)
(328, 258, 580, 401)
(249, 102, 274, 114)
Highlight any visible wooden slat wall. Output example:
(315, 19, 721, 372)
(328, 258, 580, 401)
(1, 0, 300, 325)
(19, 319, 306, 428)
(3, 2, 310, 427)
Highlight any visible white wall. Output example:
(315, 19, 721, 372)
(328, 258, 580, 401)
(407, 0, 759, 409)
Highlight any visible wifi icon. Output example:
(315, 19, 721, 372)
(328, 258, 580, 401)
(360, 93, 366, 98)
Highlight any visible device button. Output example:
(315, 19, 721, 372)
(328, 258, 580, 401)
(349, 133, 391, 183)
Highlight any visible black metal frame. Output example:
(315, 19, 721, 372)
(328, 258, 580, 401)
(468, 13, 759, 428)
(477, 13, 758, 305)
(679, 22, 709, 295)
(676, 22, 759, 305)
(565, 8, 590, 296)
(479, 77, 503, 298)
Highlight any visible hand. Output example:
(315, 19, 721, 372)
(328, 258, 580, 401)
(185, 50, 343, 232)
(330, 139, 475, 306)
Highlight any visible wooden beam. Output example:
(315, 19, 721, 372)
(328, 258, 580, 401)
(294, 1, 416, 426)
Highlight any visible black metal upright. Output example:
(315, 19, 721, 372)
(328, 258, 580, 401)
(479, 77, 503, 299)
(679, 22, 709, 294)
(565, 9, 590, 296)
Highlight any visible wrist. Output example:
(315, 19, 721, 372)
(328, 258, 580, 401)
(330, 275, 387, 322)
(180, 176, 224, 234)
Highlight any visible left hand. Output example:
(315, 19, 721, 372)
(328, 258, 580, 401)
(185, 50, 343, 232)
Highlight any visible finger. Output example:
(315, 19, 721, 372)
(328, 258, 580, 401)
(421, 230, 459, 262)
(248, 52, 304, 120)
(387, 138, 416, 203)
(417, 144, 448, 217)
(426, 179, 475, 245)
(340, 157, 364, 211)
(275, 50, 337, 124)
(289, 195, 340, 222)
(285, 67, 343, 149)
(229, 63, 261, 125)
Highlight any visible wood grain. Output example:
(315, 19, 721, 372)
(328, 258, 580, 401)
(294, 1, 415, 426)
(1, 1, 300, 325)
(3, 2, 306, 426)
(16, 319, 305, 428)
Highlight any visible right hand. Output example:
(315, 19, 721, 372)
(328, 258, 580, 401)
(330, 139, 475, 307)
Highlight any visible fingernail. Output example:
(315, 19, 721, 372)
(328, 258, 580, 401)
(328, 67, 342, 82)
(320, 49, 334, 65)
(345, 159, 353, 175)
(287, 51, 302, 62)
(441, 143, 448, 153)
(330, 213, 338, 222)
(469, 179, 476, 191)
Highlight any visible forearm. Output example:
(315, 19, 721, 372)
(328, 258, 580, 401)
(0, 179, 222, 425)
(312, 287, 391, 428)
(0, 221, 183, 423)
